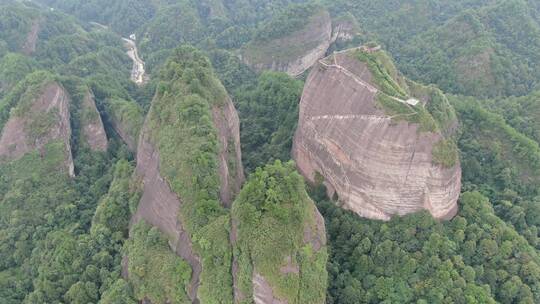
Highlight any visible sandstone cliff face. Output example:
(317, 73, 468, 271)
(212, 96, 245, 207)
(0, 82, 74, 176)
(130, 121, 202, 302)
(130, 93, 244, 303)
(106, 98, 144, 152)
(22, 20, 40, 55)
(242, 10, 333, 77)
(111, 116, 137, 152)
(293, 51, 461, 221)
(331, 14, 360, 43)
(81, 90, 108, 151)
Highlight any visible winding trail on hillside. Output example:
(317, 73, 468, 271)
(319, 53, 420, 107)
(122, 37, 148, 85)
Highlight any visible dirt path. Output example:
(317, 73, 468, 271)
(319, 54, 419, 107)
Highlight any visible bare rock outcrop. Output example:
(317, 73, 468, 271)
(331, 13, 361, 43)
(129, 90, 244, 304)
(81, 90, 108, 151)
(0, 82, 74, 176)
(241, 9, 333, 77)
(293, 50, 462, 221)
(212, 96, 245, 206)
(106, 98, 143, 152)
(22, 20, 40, 55)
(130, 122, 202, 302)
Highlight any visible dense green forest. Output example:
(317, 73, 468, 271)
(1, 0, 540, 303)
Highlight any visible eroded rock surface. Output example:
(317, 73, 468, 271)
(111, 116, 137, 152)
(22, 20, 40, 55)
(81, 90, 108, 151)
(212, 96, 245, 207)
(293, 52, 461, 221)
(130, 94, 244, 303)
(242, 10, 333, 77)
(130, 123, 202, 303)
(253, 272, 288, 304)
(331, 14, 360, 43)
(0, 82, 74, 176)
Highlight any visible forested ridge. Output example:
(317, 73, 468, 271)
(1, 0, 540, 303)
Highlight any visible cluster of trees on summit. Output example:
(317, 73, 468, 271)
(1, 0, 540, 303)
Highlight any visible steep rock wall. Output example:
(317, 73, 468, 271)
(130, 121, 202, 303)
(242, 10, 333, 77)
(212, 96, 245, 207)
(111, 116, 137, 152)
(0, 82, 74, 176)
(81, 90, 108, 151)
(106, 98, 144, 152)
(22, 20, 40, 55)
(293, 52, 461, 220)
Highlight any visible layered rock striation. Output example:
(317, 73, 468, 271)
(130, 121, 202, 302)
(293, 49, 462, 221)
(0, 81, 74, 176)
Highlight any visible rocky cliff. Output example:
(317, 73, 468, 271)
(106, 98, 144, 152)
(293, 48, 461, 221)
(231, 161, 327, 304)
(81, 90, 108, 151)
(127, 46, 244, 303)
(212, 95, 245, 206)
(21, 19, 40, 55)
(130, 121, 202, 302)
(331, 13, 361, 44)
(0, 81, 74, 176)
(241, 6, 333, 77)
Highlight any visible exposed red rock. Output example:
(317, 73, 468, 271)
(241, 10, 333, 77)
(130, 122, 202, 302)
(130, 93, 244, 303)
(81, 90, 108, 151)
(252, 272, 288, 304)
(0, 82, 74, 176)
(293, 51, 461, 221)
(212, 96, 245, 207)
(22, 20, 40, 55)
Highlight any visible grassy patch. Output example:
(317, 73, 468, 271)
(432, 138, 459, 168)
(0, 70, 55, 131)
(26, 109, 58, 141)
(125, 221, 192, 304)
(353, 50, 408, 99)
(232, 161, 327, 304)
(376, 94, 438, 133)
(106, 98, 144, 140)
